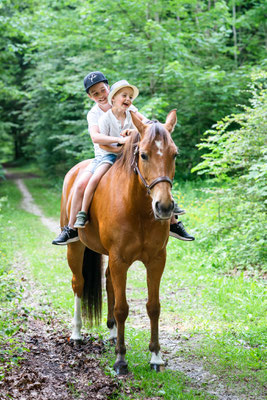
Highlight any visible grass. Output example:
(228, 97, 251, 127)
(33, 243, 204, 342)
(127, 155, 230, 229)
(0, 171, 266, 399)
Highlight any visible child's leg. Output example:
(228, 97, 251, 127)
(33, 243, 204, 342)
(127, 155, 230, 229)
(74, 163, 112, 228)
(170, 215, 176, 224)
(68, 171, 93, 228)
(81, 163, 112, 213)
(52, 170, 93, 245)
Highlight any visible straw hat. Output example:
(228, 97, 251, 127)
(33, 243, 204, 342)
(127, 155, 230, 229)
(108, 80, 139, 105)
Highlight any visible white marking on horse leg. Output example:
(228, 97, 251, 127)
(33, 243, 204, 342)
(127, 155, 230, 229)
(150, 351, 164, 365)
(70, 295, 83, 340)
(155, 140, 163, 156)
(109, 324, 117, 340)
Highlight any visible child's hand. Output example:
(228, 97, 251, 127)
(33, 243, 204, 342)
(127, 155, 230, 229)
(120, 129, 130, 137)
(118, 136, 129, 145)
(120, 129, 136, 137)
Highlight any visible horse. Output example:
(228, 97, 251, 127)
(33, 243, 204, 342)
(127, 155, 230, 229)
(60, 110, 178, 374)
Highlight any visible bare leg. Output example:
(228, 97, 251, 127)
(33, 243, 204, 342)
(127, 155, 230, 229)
(68, 171, 92, 228)
(170, 214, 176, 224)
(81, 163, 112, 214)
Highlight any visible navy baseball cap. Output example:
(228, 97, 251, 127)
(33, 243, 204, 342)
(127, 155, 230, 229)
(84, 71, 108, 93)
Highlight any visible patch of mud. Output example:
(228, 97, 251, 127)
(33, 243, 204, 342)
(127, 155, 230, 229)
(0, 318, 119, 400)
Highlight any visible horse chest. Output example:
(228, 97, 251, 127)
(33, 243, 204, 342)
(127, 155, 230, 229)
(124, 223, 169, 263)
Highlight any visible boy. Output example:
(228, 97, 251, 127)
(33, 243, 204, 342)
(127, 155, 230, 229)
(74, 79, 138, 227)
(52, 72, 194, 245)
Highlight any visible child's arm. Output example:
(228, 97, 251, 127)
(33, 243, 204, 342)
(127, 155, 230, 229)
(99, 144, 124, 153)
(90, 125, 126, 145)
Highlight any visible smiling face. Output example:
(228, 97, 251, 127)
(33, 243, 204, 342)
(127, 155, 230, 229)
(88, 82, 109, 106)
(112, 87, 134, 110)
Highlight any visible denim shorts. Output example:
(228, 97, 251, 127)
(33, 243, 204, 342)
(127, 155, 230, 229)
(85, 153, 117, 174)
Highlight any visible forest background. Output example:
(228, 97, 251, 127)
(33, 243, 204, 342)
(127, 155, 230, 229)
(0, 0, 266, 271)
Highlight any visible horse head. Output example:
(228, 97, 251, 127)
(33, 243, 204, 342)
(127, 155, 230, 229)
(131, 110, 178, 220)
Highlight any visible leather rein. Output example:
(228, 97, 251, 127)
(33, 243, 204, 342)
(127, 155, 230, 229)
(132, 141, 173, 195)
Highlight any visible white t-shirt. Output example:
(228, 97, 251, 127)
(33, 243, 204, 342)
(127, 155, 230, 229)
(87, 104, 137, 158)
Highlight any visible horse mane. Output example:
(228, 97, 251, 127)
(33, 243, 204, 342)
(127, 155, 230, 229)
(115, 122, 170, 175)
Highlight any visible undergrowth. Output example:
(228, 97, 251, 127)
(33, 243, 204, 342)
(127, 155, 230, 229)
(0, 171, 266, 399)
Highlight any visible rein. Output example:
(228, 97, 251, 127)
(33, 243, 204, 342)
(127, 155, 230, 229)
(132, 141, 173, 195)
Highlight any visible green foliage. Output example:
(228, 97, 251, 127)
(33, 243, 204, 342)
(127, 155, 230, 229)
(0, 192, 29, 379)
(192, 72, 267, 270)
(0, 0, 266, 177)
(0, 0, 32, 163)
(0, 266, 29, 379)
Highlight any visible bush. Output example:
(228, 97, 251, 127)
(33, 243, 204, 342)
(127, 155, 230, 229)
(192, 72, 267, 271)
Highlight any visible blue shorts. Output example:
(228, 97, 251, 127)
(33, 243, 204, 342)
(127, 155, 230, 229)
(85, 154, 117, 174)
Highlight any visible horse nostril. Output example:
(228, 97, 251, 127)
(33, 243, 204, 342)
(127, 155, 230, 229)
(155, 201, 160, 213)
(155, 200, 174, 215)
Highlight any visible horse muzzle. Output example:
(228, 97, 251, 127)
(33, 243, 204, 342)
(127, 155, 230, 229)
(153, 200, 174, 220)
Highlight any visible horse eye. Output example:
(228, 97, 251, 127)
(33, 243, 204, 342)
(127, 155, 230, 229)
(141, 153, 148, 161)
(173, 153, 178, 159)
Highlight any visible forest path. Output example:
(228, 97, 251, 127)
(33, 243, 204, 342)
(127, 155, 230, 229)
(16, 178, 59, 233)
(2, 174, 247, 400)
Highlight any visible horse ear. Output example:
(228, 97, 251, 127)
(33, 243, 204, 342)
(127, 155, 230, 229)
(164, 109, 177, 134)
(130, 111, 146, 137)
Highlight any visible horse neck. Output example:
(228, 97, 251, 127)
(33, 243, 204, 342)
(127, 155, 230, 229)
(123, 169, 153, 216)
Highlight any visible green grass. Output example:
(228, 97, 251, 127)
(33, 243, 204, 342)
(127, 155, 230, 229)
(3, 161, 43, 175)
(1, 174, 266, 399)
(25, 177, 62, 218)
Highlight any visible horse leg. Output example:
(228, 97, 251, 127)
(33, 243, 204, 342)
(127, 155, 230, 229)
(109, 256, 129, 375)
(71, 295, 82, 341)
(67, 241, 85, 341)
(105, 265, 117, 342)
(146, 251, 166, 371)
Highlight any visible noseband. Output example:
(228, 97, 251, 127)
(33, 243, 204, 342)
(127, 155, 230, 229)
(132, 144, 173, 195)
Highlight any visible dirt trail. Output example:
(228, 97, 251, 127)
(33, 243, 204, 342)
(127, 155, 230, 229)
(2, 174, 255, 399)
(16, 178, 59, 233)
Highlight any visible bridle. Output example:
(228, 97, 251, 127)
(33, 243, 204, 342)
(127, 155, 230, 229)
(132, 142, 173, 196)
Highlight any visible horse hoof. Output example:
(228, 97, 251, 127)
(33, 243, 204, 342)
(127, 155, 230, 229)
(113, 361, 128, 375)
(70, 338, 83, 346)
(74, 339, 83, 346)
(150, 363, 165, 372)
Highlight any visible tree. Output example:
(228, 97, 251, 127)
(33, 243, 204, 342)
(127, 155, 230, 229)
(0, 0, 266, 177)
(192, 71, 267, 269)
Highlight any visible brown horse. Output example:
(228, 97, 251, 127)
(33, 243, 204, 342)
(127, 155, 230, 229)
(60, 110, 177, 374)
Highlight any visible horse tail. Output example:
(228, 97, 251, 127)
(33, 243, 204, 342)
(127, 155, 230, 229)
(82, 247, 103, 326)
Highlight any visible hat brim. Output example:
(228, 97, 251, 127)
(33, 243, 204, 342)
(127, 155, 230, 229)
(108, 84, 139, 105)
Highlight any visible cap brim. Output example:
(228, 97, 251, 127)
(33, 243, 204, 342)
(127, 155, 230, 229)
(108, 84, 139, 105)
